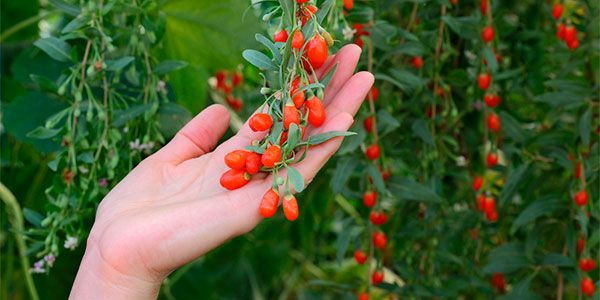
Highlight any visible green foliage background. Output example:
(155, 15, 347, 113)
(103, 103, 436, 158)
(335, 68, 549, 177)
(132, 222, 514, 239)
(1, 0, 599, 299)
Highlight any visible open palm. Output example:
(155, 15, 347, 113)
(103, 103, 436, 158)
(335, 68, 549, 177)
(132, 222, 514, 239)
(70, 44, 373, 299)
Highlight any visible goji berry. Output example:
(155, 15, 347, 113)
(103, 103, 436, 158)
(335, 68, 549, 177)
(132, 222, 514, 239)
(363, 191, 377, 207)
(477, 194, 486, 211)
(472, 176, 484, 191)
(259, 189, 279, 218)
(484, 197, 496, 214)
(482, 26, 494, 43)
(274, 29, 288, 43)
(491, 273, 506, 293)
(487, 152, 498, 167)
(283, 194, 299, 221)
(354, 250, 367, 264)
(565, 26, 577, 44)
(579, 258, 596, 272)
(484, 94, 500, 108)
(292, 30, 305, 50)
(369, 86, 379, 101)
(261, 144, 282, 168)
(306, 96, 326, 127)
(343, 0, 353, 10)
(249, 113, 273, 132)
(366, 144, 380, 160)
(487, 113, 501, 133)
(306, 34, 328, 69)
(373, 231, 387, 250)
(224, 150, 249, 170)
(357, 292, 369, 300)
(552, 3, 563, 20)
(556, 23, 566, 40)
(220, 169, 251, 190)
(480, 0, 488, 15)
(245, 152, 262, 175)
(486, 209, 498, 222)
(283, 105, 300, 129)
(363, 115, 374, 133)
(581, 277, 595, 297)
(577, 236, 586, 255)
(478, 73, 491, 90)
(412, 56, 423, 69)
(574, 190, 589, 206)
(371, 271, 384, 285)
(232, 72, 243, 87)
(291, 77, 305, 108)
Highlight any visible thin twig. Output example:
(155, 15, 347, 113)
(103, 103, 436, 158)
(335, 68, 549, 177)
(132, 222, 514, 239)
(431, 5, 447, 139)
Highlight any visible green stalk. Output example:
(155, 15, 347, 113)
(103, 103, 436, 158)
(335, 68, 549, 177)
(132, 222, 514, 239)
(0, 183, 40, 300)
(0, 10, 58, 43)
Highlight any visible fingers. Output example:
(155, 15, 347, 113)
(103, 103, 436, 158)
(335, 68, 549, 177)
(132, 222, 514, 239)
(315, 44, 362, 104)
(325, 71, 375, 119)
(154, 104, 230, 164)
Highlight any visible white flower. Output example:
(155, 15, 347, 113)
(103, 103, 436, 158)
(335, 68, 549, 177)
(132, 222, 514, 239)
(44, 254, 56, 267)
(30, 260, 45, 273)
(274, 90, 283, 100)
(156, 80, 166, 92)
(342, 26, 356, 41)
(208, 77, 217, 89)
(78, 165, 89, 174)
(64, 236, 78, 250)
(456, 155, 467, 167)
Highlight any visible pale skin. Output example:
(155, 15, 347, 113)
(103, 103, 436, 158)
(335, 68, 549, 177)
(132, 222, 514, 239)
(70, 44, 374, 299)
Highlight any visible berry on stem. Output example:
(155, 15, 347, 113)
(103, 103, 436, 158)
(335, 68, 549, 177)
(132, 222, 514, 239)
(579, 258, 596, 272)
(366, 144, 380, 160)
(249, 113, 273, 132)
(259, 189, 280, 218)
(283, 105, 300, 129)
(412, 56, 423, 69)
(482, 26, 494, 43)
(371, 271, 384, 285)
(581, 277, 595, 297)
(306, 96, 326, 127)
(305, 34, 328, 69)
(373, 231, 387, 250)
(472, 176, 484, 191)
(354, 250, 367, 264)
(220, 169, 251, 190)
(292, 30, 305, 50)
(274, 29, 288, 43)
(478, 73, 491, 90)
(261, 145, 282, 168)
(245, 152, 262, 175)
(574, 190, 589, 206)
(224, 150, 249, 170)
(552, 3, 563, 20)
(363, 115, 374, 133)
(487, 113, 501, 133)
(484, 94, 501, 108)
(487, 152, 498, 167)
(283, 194, 299, 221)
(363, 191, 377, 207)
(291, 77, 305, 108)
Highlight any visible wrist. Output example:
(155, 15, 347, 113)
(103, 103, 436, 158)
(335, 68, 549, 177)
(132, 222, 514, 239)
(70, 245, 162, 300)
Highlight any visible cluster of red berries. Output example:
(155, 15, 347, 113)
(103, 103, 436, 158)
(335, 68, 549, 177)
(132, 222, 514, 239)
(353, 23, 370, 49)
(472, 176, 498, 223)
(214, 70, 244, 111)
(552, 3, 580, 51)
(490, 272, 506, 293)
(220, 0, 332, 221)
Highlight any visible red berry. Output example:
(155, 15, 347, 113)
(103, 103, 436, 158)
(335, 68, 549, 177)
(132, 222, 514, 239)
(477, 194, 486, 211)
(491, 273, 506, 293)
(478, 73, 491, 90)
(487, 152, 499, 167)
(552, 3, 563, 20)
(486, 209, 498, 222)
(484, 94, 501, 108)
(575, 162, 583, 179)
(373, 231, 387, 250)
(412, 56, 423, 69)
(306, 96, 326, 127)
(274, 29, 289, 43)
(369, 86, 379, 101)
(299, 4, 318, 26)
(381, 169, 391, 181)
(283, 105, 300, 129)
(484, 197, 496, 214)
(480, 0, 488, 15)
(567, 38, 580, 51)
(292, 30, 305, 50)
(216, 70, 227, 88)
(232, 72, 243, 87)
(283, 194, 299, 221)
(224, 150, 249, 170)
(371, 271, 384, 285)
(261, 145, 282, 168)
(259, 189, 279, 218)
(363, 115, 374, 133)
(220, 169, 251, 190)
(357, 292, 369, 300)
(556, 23, 566, 40)
(245, 152, 262, 175)
(354, 250, 367, 264)
(450, 0, 458, 5)
(306, 35, 328, 69)
(290, 77, 305, 108)
(482, 26, 494, 43)
(574, 190, 589, 206)
(366, 144, 380, 160)
(363, 191, 377, 208)
(581, 277, 595, 297)
(472, 176, 484, 191)
(565, 26, 577, 44)
(370, 211, 388, 225)
(343, 0, 353, 10)
(296, 0, 309, 3)
(580, 258, 597, 272)
(577, 236, 586, 255)
(249, 113, 273, 132)
(487, 113, 501, 133)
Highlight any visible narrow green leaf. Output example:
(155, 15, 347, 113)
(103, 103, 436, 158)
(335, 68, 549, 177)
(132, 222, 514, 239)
(48, 0, 80, 16)
(255, 33, 281, 63)
(27, 126, 61, 139)
(367, 164, 386, 192)
(34, 37, 72, 62)
(500, 164, 529, 205)
(332, 157, 357, 193)
(579, 107, 591, 146)
(287, 166, 305, 193)
(112, 104, 152, 127)
(412, 119, 434, 146)
(483, 46, 498, 74)
(511, 197, 564, 234)
(306, 131, 355, 146)
(23, 208, 44, 227)
(389, 178, 442, 202)
(106, 56, 135, 71)
(540, 254, 575, 267)
(242, 49, 277, 70)
(154, 60, 189, 75)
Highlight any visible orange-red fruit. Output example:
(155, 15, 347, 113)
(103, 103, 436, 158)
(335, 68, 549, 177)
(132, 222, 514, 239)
(357, 292, 369, 300)
(306, 35, 328, 69)
(224, 150, 249, 170)
(220, 169, 251, 190)
(261, 145, 282, 168)
(556, 23, 566, 40)
(343, 0, 353, 10)
(487, 152, 498, 167)
(491, 273, 506, 293)
(373, 231, 387, 250)
(366, 144, 380, 160)
(484, 94, 501, 108)
(412, 56, 423, 69)
(232, 72, 243, 87)
(574, 190, 589, 206)
(354, 250, 367, 264)
(484, 197, 496, 214)
(371, 271, 384, 285)
(567, 38, 580, 51)
(292, 30, 305, 50)
(478, 73, 491, 90)
(245, 152, 262, 175)
(291, 77, 305, 108)
(363, 191, 377, 207)
(473, 176, 484, 191)
(575, 162, 583, 179)
(283, 194, 299, 221)
(482, 26, 494, 43)
(552, 3, 563, 20)
(249, 113, 273, 132)
(565, 26, 577, 44)
(370, 211, 388, 225)
(580, 258, 596, 272)
(369, 86, 379, 101)
(480, 0, 488, 15)
(283, 105, 300, 129)
(450, 0, 458, 5)
(477, 194, 486, 211)
(274, 29, 289, 43)
(487, 113, 501, 133)
(259, 189, 279, 218)
(306, 96, 326, 127)
(581, 277, 595, 297)
(364, 115, 374, 133)
(296, 0, 309, 3)
(577, 236, 586, 254)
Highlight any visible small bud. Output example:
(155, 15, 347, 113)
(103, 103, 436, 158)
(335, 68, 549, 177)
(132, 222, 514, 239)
(322, 31, 334, 46)
(260, 87, 271, 95)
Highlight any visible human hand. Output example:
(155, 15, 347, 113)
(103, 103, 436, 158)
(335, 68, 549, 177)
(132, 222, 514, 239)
(70, 44, 374, 299)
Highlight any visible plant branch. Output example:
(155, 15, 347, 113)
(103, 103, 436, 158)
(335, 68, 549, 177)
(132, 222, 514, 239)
(0, 10, 58, 43)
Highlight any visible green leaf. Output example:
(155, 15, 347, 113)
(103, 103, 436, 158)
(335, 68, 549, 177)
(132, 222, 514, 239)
(511, 197, 564, 234)
(483, 46, 498, 74)
(34, 37, 72, 62)
(278, 0, 294, 26)
(482, 242, 529, 274)
(500, 163, 529, 205)
(389, 69, 427, 92)
(255, 33, 281, 63)
(332, 157, 357, 193)
(540, 253, 575, 267)
(61, 14, 90, 33)
(442, 16, 479, 40)
(111, 104, 152, 127)
(242, 49, 277, 70)
(286, 123, 302, 150)
(287, 166, 305, 193)
(106, 56, 135, 71)
(500, 111, 527, 143)
(154, 60, 189, 75)
(27, 126, 61, 139)
(345, 6, 373, 23)
(367, 163, 386, 192)
(579, 107, 591, 146)
(317, 0, 334, 23)
(23, 208, 44, 227)
(157, 102, 192, 138)
(48, 0, 80, 16)
(412, 119, 434, 146)
(306, 131, 355, 146)
(389, 178, 443, 203)
(377, 110, 401, 136)
(534, 92, 585, 109)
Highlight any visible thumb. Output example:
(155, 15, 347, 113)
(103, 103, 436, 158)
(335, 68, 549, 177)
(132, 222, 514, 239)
(154, 104, 230, 164)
